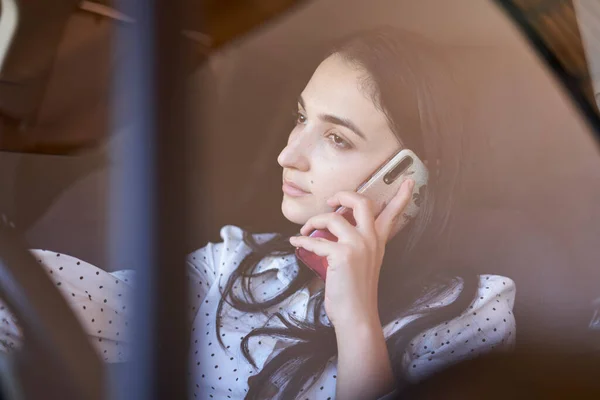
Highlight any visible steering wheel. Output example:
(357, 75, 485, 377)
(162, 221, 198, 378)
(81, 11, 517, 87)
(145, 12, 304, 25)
(0, 0, 103, 398)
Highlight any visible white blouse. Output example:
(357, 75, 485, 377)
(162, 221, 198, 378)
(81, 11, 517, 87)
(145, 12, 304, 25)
(0, 225, 516, 399)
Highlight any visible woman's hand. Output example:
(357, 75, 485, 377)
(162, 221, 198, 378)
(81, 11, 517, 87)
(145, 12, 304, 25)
(289, 178, 414, 328)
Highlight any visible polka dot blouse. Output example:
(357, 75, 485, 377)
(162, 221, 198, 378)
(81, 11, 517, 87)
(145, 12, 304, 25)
(0, 225, 516, 399)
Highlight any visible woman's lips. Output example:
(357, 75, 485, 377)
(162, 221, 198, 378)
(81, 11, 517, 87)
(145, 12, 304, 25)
(282, 180, 310, 197)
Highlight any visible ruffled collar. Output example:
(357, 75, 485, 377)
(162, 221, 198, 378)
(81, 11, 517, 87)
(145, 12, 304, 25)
(254, 254, 326, 305)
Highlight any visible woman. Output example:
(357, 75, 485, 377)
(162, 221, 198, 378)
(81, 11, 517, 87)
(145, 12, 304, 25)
(0, 27, 515, 399)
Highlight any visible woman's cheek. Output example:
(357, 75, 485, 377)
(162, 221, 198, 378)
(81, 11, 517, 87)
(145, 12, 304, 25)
(314, 179, 354, 208)
(313, 155, 371, 203)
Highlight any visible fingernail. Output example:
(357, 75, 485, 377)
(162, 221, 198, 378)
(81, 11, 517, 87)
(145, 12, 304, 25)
(406, 179, 415, 190)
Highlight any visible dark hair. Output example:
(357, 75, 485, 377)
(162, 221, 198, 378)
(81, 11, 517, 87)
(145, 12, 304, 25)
(215, 26, 478, 399)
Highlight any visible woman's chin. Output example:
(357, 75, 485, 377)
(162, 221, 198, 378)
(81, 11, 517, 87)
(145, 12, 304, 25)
(281, 198, 310, 225)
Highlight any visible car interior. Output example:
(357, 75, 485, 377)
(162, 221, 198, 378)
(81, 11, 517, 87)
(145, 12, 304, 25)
(1, 0, 600, 398)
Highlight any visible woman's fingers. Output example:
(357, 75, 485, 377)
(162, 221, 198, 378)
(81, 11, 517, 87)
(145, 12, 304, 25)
(375, 179, 414, 241)
(326, 191, 376, 237)
(289, 235, 337, 257)
(300, 212, 360, 243)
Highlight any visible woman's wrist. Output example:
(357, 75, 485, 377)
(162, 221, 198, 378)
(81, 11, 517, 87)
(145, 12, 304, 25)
(335, 317, 396, 400)
(334, 313, 382, 337)
(329, 296, 382, 330)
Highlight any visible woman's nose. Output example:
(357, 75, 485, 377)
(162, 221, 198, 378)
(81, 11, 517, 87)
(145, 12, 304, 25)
(277, 132, 310, 172)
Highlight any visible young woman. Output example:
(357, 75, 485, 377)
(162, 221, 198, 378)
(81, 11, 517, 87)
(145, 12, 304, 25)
(0, 27, 515, 399)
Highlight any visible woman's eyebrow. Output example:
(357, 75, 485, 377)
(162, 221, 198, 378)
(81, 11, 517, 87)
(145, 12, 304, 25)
(298, 95, 366, 141)
(298, 95, 306, 109)
(319, 114, 366, 140)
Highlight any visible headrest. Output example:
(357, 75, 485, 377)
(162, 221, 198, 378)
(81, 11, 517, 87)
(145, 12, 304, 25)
(0, 0, 303, 155)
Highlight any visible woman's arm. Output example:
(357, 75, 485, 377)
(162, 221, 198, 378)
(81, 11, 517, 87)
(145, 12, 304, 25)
(289, 184, 414, 399)
(0, 250, 135, 361)
(335, 317, 397, 400)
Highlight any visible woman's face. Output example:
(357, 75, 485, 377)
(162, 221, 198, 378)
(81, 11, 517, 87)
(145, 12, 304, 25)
(278, 54, 402, 225)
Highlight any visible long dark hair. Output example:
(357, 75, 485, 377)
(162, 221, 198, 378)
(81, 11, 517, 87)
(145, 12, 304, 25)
(215, 27, 478, 399)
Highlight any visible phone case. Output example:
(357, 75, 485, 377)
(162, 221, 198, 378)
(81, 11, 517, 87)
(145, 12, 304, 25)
(295, 149, 428, 281)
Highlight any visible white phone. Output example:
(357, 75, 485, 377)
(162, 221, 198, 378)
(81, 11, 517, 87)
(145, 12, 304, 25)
(295, 148, 429, 280)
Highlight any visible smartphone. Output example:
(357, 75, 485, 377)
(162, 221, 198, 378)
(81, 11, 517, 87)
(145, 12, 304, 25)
(295, 149, 429, 281)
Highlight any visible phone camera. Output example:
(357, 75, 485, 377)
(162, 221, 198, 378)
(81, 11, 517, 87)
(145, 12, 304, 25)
(383, 156, 413, 184)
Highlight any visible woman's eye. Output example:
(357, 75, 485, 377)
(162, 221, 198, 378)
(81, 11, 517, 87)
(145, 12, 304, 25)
(327, 133, 351, 149)
(294, 111, 307, 125)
